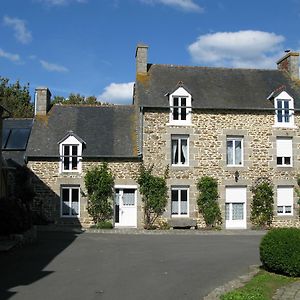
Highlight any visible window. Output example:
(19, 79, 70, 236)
(169, 87, 192, 124)
(62, 145, 79, 171)
(272, 91, 294, 127)
(171, 135, 189, 166)
(61, 186, 80, 217)
(59, 132, 84, 173)
(276, 138, 292, 167)
(277, 187, 293, 216)
(226, 137, 243, 166)
(171, 187, 189, 216)
(276, 99, 290, 123)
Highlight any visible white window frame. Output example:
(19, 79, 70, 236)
(276, 137, 293, 167)
(60, 185, 80, 218)
(277, 186, 293, 216)
(274, 91, 295, 128)
(171, 186, 189, 217)
(59, 135, 83, 173)
(171, 135, 189, 167)
(169, 87, 192, 125)
(226, 136, 243, 166)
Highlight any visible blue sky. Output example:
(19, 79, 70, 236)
(1, 0, 300, 104)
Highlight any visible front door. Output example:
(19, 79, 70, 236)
(225, 187, 247, 229)
(115, 188, 137, 228)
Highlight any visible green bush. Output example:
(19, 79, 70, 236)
(90, 221, 113, 229)
(260, 228, 300, 277)
(197, 176, 222, 228)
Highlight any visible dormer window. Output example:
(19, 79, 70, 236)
(58, 131, 85, 173)
(269, 90, 295, 127)
(169, 86, 192, 125)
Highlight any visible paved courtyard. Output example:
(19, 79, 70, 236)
(0, 231, 262, 300)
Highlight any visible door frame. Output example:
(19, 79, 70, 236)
(225, 186, 247, 229)
(114, 185, 138, 228)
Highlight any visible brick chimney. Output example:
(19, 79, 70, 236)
(35, 87, 51, 116)
(135, 44, 149, 75)
(277, 51, 299, 80)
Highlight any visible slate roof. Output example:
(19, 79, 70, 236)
(135, 64, 300, 109)
(2, 119, 33, 166)
(26, 105, 138, 158)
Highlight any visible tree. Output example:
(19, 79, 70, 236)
(84, 163, 114, 224)
(137, 164, 168, 229)
(197, 176, 222, 228)
(250, 179, 274, 228)
(0, 77, 33, 118)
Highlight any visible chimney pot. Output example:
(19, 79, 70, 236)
(135, 43, 149, 75)
(35, 87, 51, 116)
(277, 51, 299, 80)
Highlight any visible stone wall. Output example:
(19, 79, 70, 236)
(142, 109, 300, 228)
(28, 160, 141, 227)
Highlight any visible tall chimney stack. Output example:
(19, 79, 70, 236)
(35, 87, 51, 116)
(277, 51, 299, 80)
(135, 44, 149, 75)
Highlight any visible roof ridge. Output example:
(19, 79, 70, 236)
(151, 63, 279, 72)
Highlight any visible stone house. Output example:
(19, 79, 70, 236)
(26, 45, 300, 229)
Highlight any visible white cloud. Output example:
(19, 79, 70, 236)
(140, 0, 203, 12)
(0, 48, 20, 62)
(3, 16, 32, 44)
(40, 60, 69, 72)
(36, 0, 87, 6)
(188, 30, 285, 68)
(98, 82, 134, 104)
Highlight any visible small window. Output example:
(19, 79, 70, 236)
(276, 99, 290, 123)
(171, 187, 189, 216)
(61, 186, 80, 217)
(226, 137, 243, 166)
(169, 87, 192, 125)
(277, 187, 293, 216)
(62, 145, 79, 171)
(276, 138, 292, 167)
(273, 91, 295, 127)
(171, 135, 189, 166)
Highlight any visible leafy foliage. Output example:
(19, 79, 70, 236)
(51, 93, 107, 106)
(137, 164, 168, 229)
(84, 163, 114, 224)
(260, 228, 300, 277)
(294, 175, 300, 218)
(250, 180, 274, 228)
(0, 77, 33, 118)
(90, 220, 113, 229)
(197, 176, 222, 228)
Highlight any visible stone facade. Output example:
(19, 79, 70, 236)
(28, 160, 141, 227)
(142, 109, 300, 228)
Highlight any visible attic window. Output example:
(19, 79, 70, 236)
(169, 87, 192, 125)
(272, 91, 295, 127)
(59, 132, 85, 173)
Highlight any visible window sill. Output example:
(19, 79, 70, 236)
(167, 122, 193, 127)
(272, 124, 297, 129)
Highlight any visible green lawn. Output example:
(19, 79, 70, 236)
(220, 270, 298, 300)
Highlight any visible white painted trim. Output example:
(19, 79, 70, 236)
(274, 91, 295, 127)
(171, 134, 189, 167)
(226, 136, 244, 167)
(60, 185, 80, 218)
(171, 186, 189, 217)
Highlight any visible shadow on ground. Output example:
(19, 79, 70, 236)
(0, 230, 81, 299)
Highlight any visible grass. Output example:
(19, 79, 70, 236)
(220, 270, 298, 300)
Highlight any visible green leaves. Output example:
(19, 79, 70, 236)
(137, 164, 168, 229)
(84, 163, 114, 224)
(197, 176, 222, 228)
(0, 77, 33, 118)
(250, 181, 274, 227)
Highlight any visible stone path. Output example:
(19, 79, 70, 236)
(273, 281, 300, 300)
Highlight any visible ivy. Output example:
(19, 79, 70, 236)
(84, 163, 114, 224)
(197, 176, 222, 228)
(250, 179, 274, 228)
(137, 164, 168, 229)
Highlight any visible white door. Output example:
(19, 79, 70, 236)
(115, 188, 137, 228)
(225, 187, 247, 229)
